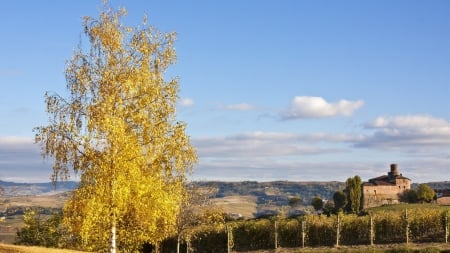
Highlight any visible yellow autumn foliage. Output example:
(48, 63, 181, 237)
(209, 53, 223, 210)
(34, 5, 197, 252)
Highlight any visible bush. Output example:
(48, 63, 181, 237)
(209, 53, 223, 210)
(232, 219, 274, 251)
(15, 208, 62, 248)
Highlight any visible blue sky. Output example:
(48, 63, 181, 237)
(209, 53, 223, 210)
(0, 1, 449, 183)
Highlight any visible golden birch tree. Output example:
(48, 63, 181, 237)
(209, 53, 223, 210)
(34, 6, 197, 252)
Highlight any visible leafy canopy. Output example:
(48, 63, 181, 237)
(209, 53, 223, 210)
(311, 196, 324, 211)
(345, 175, 362, 213)
(34, 6, 197, 252)
(416, 184, 435, 203)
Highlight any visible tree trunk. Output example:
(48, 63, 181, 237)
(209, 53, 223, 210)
(111, 220, 116, 253)
(177, 234, 181, 253)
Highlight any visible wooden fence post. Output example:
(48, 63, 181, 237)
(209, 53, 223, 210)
(301, 220, 306, 248)
(336, 214, 341, 247)
(227, 225, 234, 253)
(446, 212, 449, 244)
(274, 220, 278, 249)
(405, 209, 409, 244)
(370, 214, 374, 246)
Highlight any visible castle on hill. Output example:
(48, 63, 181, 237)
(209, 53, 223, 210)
(362, 164, 411, 209)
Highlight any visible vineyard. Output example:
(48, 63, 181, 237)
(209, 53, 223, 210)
(159, 206, 450, 253)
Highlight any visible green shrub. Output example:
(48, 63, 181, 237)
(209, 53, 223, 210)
(385, 247, 413, 253)
(415, 247, 441, 253)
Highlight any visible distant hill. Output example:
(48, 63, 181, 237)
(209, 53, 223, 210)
(421, 181, 450, 190)
(0, 180, 78, 196)
(2, 179, 449, 205)
(194, 181, 345, 206)
(0, 180, 346, 205)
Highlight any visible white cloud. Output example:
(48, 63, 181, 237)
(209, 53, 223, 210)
(282, 96, 364, 119)
(191, 159, 450, 183)
(221, 103, 255, 111)
(0, 136, 53, 182)
(0, 136, 36, 152)
(192, 131, 348, 158)
(189, 114, 450, 182)
(357, 115, 450, 149)
(179, 98, 194, 107)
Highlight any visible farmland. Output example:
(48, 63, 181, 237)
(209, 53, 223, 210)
(2, 181, 450, 252)
(2, 243, 450, 253)
(0, 192, 69, 244)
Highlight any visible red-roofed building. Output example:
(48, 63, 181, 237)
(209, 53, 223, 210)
(362, 164, 411, 209)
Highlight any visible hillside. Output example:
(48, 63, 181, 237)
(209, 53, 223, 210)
(200, 180, 345, 205)
(0, 181, 78, 196)
(0, 180, 345, 219)
(196, 181, 345, 218)
(1, 180, 345, 203)
(2, 180, 450, 244)
(419, 181, 450, 190)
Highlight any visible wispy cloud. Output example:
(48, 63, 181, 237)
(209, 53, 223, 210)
(2, 114, 449, 183)
(179, 98, 195, 107)
(190, 113, 450, 182)
(356, 115, 450, 150)
(0, 136, 37, 153)
(282, 96, 364, 119)
(193, 160, 360, 182)
(220, 103, 255, 111)
(193, 131, 349, 158)
(192, 160, 442, 182)
(0, 136, 52, 182)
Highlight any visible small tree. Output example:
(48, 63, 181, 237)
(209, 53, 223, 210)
(400, 189, 418, 203)
(288, 196, 302, 207)
(345, 175, 362, 213)
(311, 196, 324, 212)
(15, 208, 62, 247)
(333, 191, 347, 213)
(416, 184, 435, 203)
(323, 201, 335, 216)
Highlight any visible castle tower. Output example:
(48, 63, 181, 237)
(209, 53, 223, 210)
(391, 164, 399, 176)
(388, 163, 399, 181)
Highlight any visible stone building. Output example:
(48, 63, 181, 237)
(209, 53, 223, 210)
(362, 164, 411, 209)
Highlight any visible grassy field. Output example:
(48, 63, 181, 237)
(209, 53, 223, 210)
(0, 243, 87, 253)
(0, 215, 23, 244)
(2, 243, 450, 253)
(2, 193, 68, 209)
(0, 193, 68, 244)
(248, 244, 450, 252)
(2, 195, 450, 252)
(212, 195, 258, 218)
